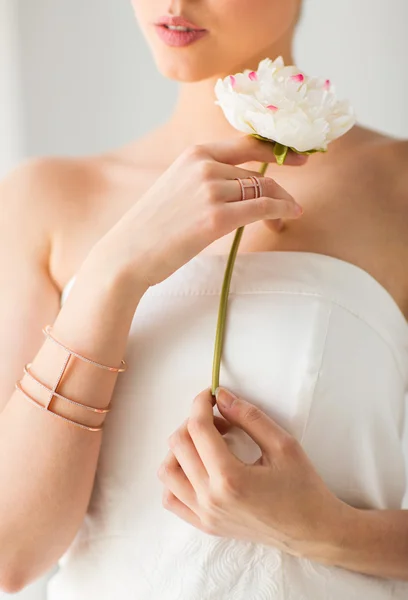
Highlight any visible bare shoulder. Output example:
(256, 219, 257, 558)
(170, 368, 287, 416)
(363, 134, 408, 297)
(0, 155, 115, 288)
(362, 133, 408, 244)
(373, 137, 408, 212)
(1, 139, 164, 292)
(0, 157, 81, 254)
(0, 155, 101, 231)
(0, 154, 98, 195)
(344, 128, 408, 204)
(388, 138, 408, 191)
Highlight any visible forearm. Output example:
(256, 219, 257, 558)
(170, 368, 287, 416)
(0, 247, 148, 592)
(312, 503, 408, 581)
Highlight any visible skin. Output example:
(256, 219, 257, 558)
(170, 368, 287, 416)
(0, 0, 407, 587)
(159, 388, 408, 580)
(48, 0, 408, 315)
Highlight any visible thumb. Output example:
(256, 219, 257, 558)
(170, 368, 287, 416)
(215, 387, 291, 454)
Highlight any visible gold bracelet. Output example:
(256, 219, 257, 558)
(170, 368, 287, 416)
(42, 325, 128, 373)
(15, 382, 103, 432)
(23, 363, 112, 414)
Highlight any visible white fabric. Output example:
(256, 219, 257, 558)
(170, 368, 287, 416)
(47, 251, 408, 599)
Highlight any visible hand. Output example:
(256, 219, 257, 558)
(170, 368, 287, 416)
(98, 136, 306, 290)
(157, 387, 348, 559)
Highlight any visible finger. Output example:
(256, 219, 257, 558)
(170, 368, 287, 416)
(158, 450, 197, 510)
(160, 417, 230, 491)
(162, 488, 202, 529)
(215, 387, 293, 455)
(213, 415, 233, 435)
(213, 163, 270, 181)
(219, 176, 297, 204)
(226, 193, 303, 227)
(175, 415, 232, 436)
(204, 135, 308, 167)
(188, 389, 241, 475)
(215, 173, 291, 230)
(167, 422, 209, 491)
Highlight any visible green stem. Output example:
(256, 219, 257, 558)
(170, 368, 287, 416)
(211, 161, 269, 396)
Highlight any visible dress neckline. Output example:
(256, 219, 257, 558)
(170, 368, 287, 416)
(61, 250, 407, 328)
(167, 251, 407, 319)
(60, 250, 408, 382)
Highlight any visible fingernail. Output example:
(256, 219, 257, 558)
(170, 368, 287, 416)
(297, 154, 309, 163)
(294, 204, 303, 216)
(216, 387, 237, 409)
(291, 150, 308, 161)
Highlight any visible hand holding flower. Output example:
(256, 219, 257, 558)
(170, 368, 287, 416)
(158, 387, 350, 560)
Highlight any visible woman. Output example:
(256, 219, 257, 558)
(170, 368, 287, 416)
(0, 0, 407, 597)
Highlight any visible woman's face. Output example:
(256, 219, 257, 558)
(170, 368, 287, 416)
(131, 0, 300, 82)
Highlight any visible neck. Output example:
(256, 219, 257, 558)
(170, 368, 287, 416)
(165, 37, 296, 148)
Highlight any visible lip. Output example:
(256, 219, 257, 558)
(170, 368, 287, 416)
(155, 15, 206, 31)
(154, 15, 208, 47)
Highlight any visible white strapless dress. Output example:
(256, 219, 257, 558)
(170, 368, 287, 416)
(47, 251, 408, 599)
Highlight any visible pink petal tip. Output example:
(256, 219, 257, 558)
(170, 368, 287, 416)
(229, 75, 236, 87)
(248, 71, 257, 81)
(324, 79, 331, 90)
(267, 105, 279, 112)
(291, 73, 305, 84)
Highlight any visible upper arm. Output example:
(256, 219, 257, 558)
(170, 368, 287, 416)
(397, 141, 408, 509)
(392, 140, 408, 205)
(0, 159, 65, 411)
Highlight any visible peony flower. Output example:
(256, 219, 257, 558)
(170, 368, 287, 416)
(214, 56, 356, 164)
(211, 58, 356, 395)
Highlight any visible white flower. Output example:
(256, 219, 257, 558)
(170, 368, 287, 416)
(214, 56, 356, 156)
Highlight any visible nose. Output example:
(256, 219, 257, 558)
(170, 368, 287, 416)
(167, 0, 193, 15)
(168, 0, 181, 14)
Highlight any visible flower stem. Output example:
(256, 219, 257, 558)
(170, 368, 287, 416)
(211, 161, 269, 395)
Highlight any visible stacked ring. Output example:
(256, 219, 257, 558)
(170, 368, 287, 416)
(234, 176, 263, 202)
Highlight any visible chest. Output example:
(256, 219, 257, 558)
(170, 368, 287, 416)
(58, 158, 408, 320)
(209, 161, 408, 318)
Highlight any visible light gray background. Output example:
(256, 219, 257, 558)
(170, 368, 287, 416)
(0, 0, 407, 598)
(1, 0, 408, 179)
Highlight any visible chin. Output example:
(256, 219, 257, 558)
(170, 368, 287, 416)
(154, 53, 220, 83)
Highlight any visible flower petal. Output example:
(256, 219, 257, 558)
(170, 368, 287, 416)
(214, 56, 356, 152)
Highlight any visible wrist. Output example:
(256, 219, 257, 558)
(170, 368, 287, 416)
(82, 243, 151, 303)
(302, 499, 359, 566)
